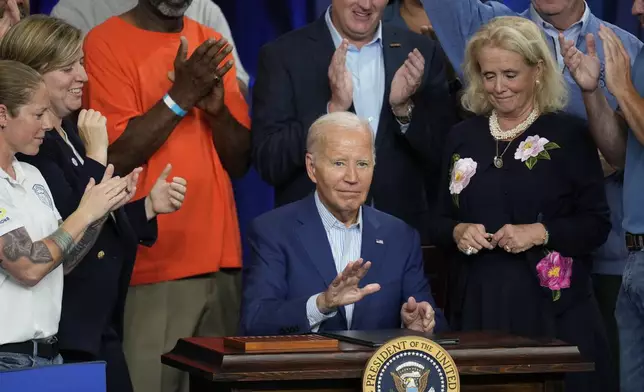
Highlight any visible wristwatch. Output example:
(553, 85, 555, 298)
(393, 102, 414, 124)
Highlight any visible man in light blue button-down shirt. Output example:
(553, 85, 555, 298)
(562, 3, 644, 389)
(325, 8, 387, 136)
(251, 0, 456, 240)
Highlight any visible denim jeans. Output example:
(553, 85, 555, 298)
(0, 351, 63, 371)
(616, 251, 644, 392)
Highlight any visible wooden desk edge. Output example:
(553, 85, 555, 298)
(161, 337, 594, 383)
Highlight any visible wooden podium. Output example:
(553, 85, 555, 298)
(162, 331, 593, 392)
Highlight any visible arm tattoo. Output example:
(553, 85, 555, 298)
(61, 215, 108, 274)
(2, 227, 54, 264)
(0, 215, 108, 278)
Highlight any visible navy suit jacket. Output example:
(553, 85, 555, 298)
(251, 17, 455, 240)
(18, 117, 157, 356)
(241, 194, 448, 336)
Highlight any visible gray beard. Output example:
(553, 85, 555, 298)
(155, 1, 190, 18)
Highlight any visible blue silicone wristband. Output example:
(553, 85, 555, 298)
(163, 93, 187, 117)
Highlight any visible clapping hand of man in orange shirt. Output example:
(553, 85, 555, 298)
(168, 36, 235, 118)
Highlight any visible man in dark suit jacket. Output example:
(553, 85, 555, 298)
(242, 112, 447, 335)
(251, 0, 454, 240)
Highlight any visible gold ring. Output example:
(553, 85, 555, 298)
(505, 245, 511, 252)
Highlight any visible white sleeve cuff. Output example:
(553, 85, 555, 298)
(306, 293, 337, 332)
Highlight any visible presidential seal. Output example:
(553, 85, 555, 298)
(363, 336, 460, 392)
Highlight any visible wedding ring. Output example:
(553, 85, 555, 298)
(465, 246, 475, 256)
(505, 245, 512, 252)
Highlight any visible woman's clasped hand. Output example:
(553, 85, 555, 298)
(453, 222, 547, 255)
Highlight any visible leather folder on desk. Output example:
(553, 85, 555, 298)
(317, 329, 459, 348)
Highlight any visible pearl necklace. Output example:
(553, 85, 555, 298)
(489, 108, 540, 141)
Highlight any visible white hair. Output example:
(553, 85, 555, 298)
(306, 112, 375, 162)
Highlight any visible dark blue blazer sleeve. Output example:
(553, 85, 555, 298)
(542, 120, 610, 256)
(241, 219, 312, 336)
(62, 119, 157, 244)
(250, 43, 311, 188)
(21, 121, 157, 245)
(428, 126, 461, 248)
(123, 198, 157, 247)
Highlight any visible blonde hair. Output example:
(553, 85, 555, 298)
(461, 16, 568, 115)
(307, 112, 375, 162)
(0, 60, 43, 117)
(0, 15, 83, 74)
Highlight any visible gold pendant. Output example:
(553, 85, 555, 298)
(494, 156, 503, 168)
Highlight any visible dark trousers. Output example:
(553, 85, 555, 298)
(592, 273, 622, 391)
(62, 329, 133, 392)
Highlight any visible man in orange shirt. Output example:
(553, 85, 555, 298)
(83, 1, 250, 391)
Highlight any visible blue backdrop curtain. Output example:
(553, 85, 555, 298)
(27, 0, 644, 264)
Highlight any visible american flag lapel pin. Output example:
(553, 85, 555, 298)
(376, 239, 384, 244)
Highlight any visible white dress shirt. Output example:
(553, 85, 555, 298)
(306, 192, 363, 331)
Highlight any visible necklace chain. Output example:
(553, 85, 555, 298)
(495, 139, 513, 159)
(493, 139, 514, 168)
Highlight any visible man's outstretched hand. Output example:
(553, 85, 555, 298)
(316, 258, 381, 314)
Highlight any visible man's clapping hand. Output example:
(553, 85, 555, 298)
(327, 39, 353, 113)
(401, 296, 436, 333)
(316, 258, 380, 314)
(168, 36, 234, 117)
(390, 49, 425, 116)
(145, 163, 187, 219)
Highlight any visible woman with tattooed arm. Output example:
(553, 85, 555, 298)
(0, 60, 132, 369)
